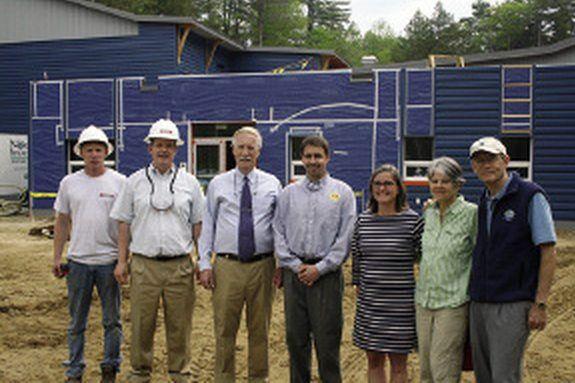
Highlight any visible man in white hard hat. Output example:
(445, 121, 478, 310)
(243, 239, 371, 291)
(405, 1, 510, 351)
(111, 118, 205, 383)
(469, 136, 557, 383)
(53, 125, 125, 383)
(198, 127, 282, 382)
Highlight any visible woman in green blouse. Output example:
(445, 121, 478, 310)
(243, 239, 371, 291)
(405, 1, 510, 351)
(416, 157, 478, 383)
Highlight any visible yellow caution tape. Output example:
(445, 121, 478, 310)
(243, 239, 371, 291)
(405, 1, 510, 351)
(30, 192, 58, 198)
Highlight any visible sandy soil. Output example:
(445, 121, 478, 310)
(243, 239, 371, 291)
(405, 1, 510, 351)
(0, 216, 573, 382)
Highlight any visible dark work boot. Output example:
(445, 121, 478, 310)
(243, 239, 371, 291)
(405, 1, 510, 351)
(101, 366, 117, 383)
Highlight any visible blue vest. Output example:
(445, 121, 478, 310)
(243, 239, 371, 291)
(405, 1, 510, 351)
(470, 173, 546, 303)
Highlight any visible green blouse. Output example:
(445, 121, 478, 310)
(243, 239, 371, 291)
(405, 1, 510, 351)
(415, 195, 478, 309)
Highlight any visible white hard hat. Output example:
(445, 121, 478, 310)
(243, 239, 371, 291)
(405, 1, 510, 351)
(469, 136, 507, 158)
(144, 119, 184, 146)
(73, 125, 114, 157)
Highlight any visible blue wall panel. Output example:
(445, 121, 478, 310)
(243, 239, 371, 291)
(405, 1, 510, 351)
(121, 72, 373, 124)
(407, 70, 432, 104)
(68, 80, 115, 134)
(30, 119, 65, 195)
(534, 66, 575, 220)
(324, 122, 373, 192)
(35, 82, 61, 118)
(378, 71, 398, 119)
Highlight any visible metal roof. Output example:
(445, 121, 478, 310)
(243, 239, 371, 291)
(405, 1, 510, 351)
(374, 36, 575, 69)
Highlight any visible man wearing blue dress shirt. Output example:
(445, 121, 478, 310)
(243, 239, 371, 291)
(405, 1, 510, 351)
(198, 126, 282, 383)
(273, 136, 356, 383)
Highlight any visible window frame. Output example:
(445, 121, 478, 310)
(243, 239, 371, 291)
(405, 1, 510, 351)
(403, 136, 434, 182)
(501, 135, 532, 181)
(285, 127, 322, 184)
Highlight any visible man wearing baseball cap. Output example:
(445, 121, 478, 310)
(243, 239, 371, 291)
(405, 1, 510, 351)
(469, 136, 557, 383)
(111, 119, 205, 383)
(53, 125, 125, 382)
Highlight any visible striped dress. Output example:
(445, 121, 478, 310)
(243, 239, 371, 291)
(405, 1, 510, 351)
(352, 209, 423, 353)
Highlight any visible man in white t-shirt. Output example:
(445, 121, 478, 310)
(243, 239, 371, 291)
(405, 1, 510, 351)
(53, 125, 126, 383)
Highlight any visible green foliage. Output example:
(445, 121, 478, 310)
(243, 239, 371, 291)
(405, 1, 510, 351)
(93, 0, 575, 66)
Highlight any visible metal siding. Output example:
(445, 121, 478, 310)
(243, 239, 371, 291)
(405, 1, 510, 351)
(534, 66, 575, 220)
(0, 0, 138, 44)
(0, 23, 176, 135)
(433, 67, 502, 200)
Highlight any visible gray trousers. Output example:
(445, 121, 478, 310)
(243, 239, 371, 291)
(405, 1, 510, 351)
(283, 268, 343, 383)
(469, 301, 531, 383)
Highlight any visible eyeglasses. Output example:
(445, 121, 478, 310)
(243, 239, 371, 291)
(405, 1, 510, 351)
(373, 180, 396, 188)
(145, 166, 179, 211)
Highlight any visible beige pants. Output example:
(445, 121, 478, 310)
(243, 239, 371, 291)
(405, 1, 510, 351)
(212, 256, 275, 383)
(128, 255, 195, 383)
(416, 303, 468, 383)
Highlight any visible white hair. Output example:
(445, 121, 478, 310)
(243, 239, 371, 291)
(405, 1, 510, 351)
(427, 156, 466, 186)
(232, 126, 262, 149)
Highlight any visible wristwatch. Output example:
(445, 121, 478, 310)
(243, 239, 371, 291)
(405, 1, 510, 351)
(536, 301, 547, 310)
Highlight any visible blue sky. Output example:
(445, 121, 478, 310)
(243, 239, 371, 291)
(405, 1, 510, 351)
(350, 0, 498, 35)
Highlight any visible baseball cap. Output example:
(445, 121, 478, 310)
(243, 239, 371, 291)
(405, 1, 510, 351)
(469, 137, 507, 158)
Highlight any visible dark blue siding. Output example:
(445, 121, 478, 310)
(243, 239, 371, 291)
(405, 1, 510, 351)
(534, 66, 575, 221)
(1, 23, 178, 135)
(434, 67, 501, 186)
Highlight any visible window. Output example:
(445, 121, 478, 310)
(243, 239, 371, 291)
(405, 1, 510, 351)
(501, 136, 531, 180)
(287, 127, 322, 183)
(67, 138, 116, 174)
(403, 137, 434, 180)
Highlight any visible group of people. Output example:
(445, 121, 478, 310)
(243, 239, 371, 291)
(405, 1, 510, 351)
(53, 119, 557, 383)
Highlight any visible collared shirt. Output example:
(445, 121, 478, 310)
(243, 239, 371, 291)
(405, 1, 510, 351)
(110, 164, 205, 257)
(198, 167, 282, 271)
(486, 172, 556, 245)
(273, 175, 356, 275)
(416, 195, 478, 309)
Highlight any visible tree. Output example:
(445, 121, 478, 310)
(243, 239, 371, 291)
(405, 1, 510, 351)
(361, 21, 402, 64)
(303, 0, 351, 32)
(256, 0, 307, 46)
(402, 10, 435, 60)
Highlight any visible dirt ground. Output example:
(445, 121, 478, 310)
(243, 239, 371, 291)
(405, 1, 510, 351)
(0, 216, 573, 383)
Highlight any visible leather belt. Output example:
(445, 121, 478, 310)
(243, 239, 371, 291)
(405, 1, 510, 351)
(217, 252, 273, 263)
(298, 257, 322, 265)
(133, 253, 188, 262)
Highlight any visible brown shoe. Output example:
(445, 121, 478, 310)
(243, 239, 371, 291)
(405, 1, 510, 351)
(101, 366, 117, 383)
(65, 376, 82, 383)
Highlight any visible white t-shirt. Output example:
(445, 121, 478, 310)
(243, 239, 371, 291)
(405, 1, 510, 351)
(54, 169, 126, 265)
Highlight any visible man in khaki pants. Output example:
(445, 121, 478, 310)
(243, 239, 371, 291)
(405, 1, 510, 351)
(111, 119, 205, 383)
(198, 127, 282, 382)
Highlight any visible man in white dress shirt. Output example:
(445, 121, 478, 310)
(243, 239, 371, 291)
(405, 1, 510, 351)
(198, 126, 282, 383)
(111, 119, 205, 383)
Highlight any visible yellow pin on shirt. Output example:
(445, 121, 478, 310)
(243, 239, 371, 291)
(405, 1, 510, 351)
(329, 192, 340, 202)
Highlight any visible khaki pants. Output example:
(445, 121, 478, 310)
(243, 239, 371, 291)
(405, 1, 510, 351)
(129, 255, 195, 383)
(212, 256, 275, 383)
(416, 303, 468, 383)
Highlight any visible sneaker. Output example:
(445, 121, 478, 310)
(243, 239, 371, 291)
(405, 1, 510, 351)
(101, 366, 117, 383)
(65, 377, 82, 383)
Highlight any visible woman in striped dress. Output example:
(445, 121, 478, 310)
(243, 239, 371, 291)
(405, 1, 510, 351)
(415, 157, 477, 383)
(352, 164, 423, 383)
